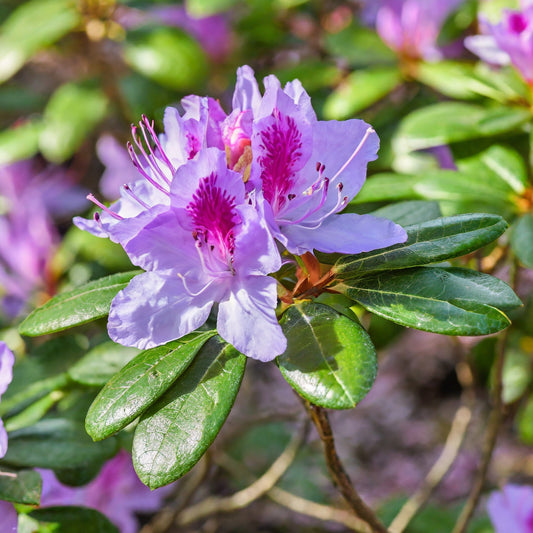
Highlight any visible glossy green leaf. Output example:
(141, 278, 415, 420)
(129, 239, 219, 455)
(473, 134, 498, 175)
(0, 120, 42, 165)
(354, 170, 517, 214)
(30, 507, 118, 533)
(334, 214, 508, 278)
(86, 331, 215, 441)
(457, 144, 527, 194)
(393, 103, 531, 154)
(39, 82, 108, 163)
(338, 267, 521, 335)
(511, 214, 533, 269)
(0, 336, 86, 417)
(124, 28, 207, 91)
(323, 66, 402, 119)
(133, 336, 246, 488)
(0, 467, 41, 505)
(0, 0, 80, 83)
(68, 342, 140, 387)
(4, 391, 64, 432)
(370, 201, 441, 226)
(324, 23, 396, 67)
(4, 419, 118, 469)
(277, 302, 377, 409)
(19, 271, 140, 337)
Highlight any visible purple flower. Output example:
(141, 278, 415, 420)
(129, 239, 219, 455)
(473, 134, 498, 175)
(0, 342, 15, 458)
(0, 501, 17, 532)
(39, 450, 171, 533)
(97, 135, 142, 200)
(363, 0, 464, 61)
(107, 148, 285, 361)
(0, 159, 85, 317)
(250, 73, 407, 255)
(487, 484, 533, 533)
(465, 4, 533, 84)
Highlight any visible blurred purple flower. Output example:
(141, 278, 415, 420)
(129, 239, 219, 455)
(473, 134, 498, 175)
(97, 135, 141, 200)
(465, 4, 533, 84)
(363, 0, 464, 60)
(249, 72, 407, 254)
(0, 342, 15, 458)
(487, 484, 533, 533)
(0, 159, 85, 318)
(0, 500, 17, 532)
(116, 4, 232, 61)
(39, 450, 172, 533)
(108, 148, 285, 361)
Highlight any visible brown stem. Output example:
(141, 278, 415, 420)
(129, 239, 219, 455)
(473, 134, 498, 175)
(451, 330, 509, 533)
(304, 402, 389, 533)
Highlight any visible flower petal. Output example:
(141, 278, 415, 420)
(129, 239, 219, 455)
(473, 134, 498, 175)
(282, 212, 407, 255)
(0, 418, 8, 459)
(0, 500, 17, 532)
(232, 65, 262, 112)
(218, 276, 286, 361)
(0, 342, 14, 398)
(108, 272, 220, 350)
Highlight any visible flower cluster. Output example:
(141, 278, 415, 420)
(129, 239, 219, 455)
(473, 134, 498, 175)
(362, 0, 464, 61)
(76, 66, 406, 361)
(465, 1, 533, 84)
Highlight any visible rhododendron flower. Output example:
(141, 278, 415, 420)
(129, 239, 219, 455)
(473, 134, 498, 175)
(39, 450, 172, 533)
(362, 0, 464, 61)
(465, 3, 533, 84)
(108, 148, 285, 361)
(250, 74, 407, 255)
(487, 484, 533, 533)
(0, 342, 14, 458)
(0, 501, 17, 532)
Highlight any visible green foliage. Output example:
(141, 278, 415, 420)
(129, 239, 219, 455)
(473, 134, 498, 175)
(19, 271, 140, 337)
(85, 331, 215, 441)
(124, 28, 208, 91)
(132, 336, 246, 488)
(278, 302, 377, 409)
(511, 213, 533, 268)
(334, 214, 508, 278)
(338, 267, 520, 335)
(29, 507, 119, 533)
(0, 468, 41, 505)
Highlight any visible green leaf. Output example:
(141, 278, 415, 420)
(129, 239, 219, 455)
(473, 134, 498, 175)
(68, 342, 140, 387)
(277, 302, 377, 409)
(0, 467, 41, 505)
(354, 170, 518, 215)
(337, 267, 521, 335)
(502, 348, 531, 404)
(369, 201, 441, 226)
(30, 507, 118, 533)
(456, 144, 527, 195)
(393, 102, 531, 154)
(186, 0, 240, 16)
(39, 82, 108, 163)
(132, 336, 246, 488)
(0, 120, 42, 165)
(334, 214, 508, 278)
(124, 28, 207, 91)
(4, 419, 118, 470)
(323, 66, 402, 119)
(324, 23, 397, 67)
(0, 336, 86, 417)
(0, 0, 80, 83)
(85, 331, 215, 441)
(518, 393, 533, 445)
(511, 214, 533, 269)
(19, 271, 140, 337)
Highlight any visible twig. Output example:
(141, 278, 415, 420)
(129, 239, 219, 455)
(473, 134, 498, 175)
(388, 406, 472, 533)
(388, 349, 476, 533)
(304, 402, 389, 533)
(176, 421, 308, 527)
(215, 451, 372, 533)
(451, 330, 509, 533)
(139, 455, 210, 533)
